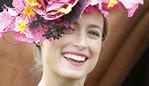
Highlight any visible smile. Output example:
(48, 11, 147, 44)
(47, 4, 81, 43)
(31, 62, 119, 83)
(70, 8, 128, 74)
(63, 53, 88, 62)
(62, 51, 88, 66)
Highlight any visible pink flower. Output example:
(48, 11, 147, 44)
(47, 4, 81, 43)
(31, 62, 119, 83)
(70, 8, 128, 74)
(119, 0, 144, 17)
(101, 0, 144, 17)
(0, 0, 145, 43)
(0, 8, 17, 33)
(13, 32, 33, 43)
(13, 17, 33, 41)
(87, 0, 109, 17)
(13, 27, 46, 43)
(12, 0, 36, 18)
(30, 28, 46, 42)
(28, 0, 79, 20)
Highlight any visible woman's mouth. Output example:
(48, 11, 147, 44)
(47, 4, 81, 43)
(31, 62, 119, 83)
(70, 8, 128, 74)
(62, 52, 88, 66)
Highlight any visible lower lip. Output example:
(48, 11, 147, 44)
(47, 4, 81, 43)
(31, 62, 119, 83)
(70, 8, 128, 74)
(62, 56, 86, 66)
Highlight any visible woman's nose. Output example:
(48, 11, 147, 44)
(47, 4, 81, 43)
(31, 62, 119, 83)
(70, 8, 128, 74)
(72, 33, 88, 50)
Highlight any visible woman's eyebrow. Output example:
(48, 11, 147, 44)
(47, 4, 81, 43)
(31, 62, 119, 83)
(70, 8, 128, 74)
(73, 21, 79, 26)
(87, 24, 101, 31)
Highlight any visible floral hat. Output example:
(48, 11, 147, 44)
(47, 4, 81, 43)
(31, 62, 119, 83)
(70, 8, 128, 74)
(0, 0, 144, 43)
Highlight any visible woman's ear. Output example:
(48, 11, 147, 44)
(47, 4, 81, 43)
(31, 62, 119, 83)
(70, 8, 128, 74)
(35, 41, 41, 46)
(34, 41, 42, 50)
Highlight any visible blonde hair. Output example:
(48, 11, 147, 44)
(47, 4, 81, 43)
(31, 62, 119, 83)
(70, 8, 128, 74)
(33, 44, 43, 73)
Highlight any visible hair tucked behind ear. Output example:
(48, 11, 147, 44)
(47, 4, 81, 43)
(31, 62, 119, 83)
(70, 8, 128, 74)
(33, 43, 43, 73)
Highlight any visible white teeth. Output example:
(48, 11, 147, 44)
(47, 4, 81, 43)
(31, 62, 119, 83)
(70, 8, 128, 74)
(63, 54, 86, 62)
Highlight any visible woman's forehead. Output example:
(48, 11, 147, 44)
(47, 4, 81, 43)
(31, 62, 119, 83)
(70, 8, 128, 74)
(74, 10, 104, 30)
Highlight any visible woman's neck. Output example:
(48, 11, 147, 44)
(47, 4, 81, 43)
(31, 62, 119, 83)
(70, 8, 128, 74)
(37, 70, 86, 86)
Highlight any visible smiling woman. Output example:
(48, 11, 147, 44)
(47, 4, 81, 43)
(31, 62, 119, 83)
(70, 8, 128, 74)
(33, 6, 107, 86)
(0, 0, 143, 86)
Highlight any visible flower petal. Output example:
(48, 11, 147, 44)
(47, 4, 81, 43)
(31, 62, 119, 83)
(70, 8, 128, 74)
(88, 0, 102, 6)
(13, 32, 33, 43)
(31, 0, 79, 20)
(0, 10, 15, 32)
(127, 4, 139, 17)
(12, 0, 25, 11)
(100, 0, 144, 17)
(8, 8, 18, 16)
(31, 29, 45, 42)
(119, 0, 144, 17)
(119, 0, 144, 9)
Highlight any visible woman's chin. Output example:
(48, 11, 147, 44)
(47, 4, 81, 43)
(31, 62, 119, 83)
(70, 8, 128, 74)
(55, 55, 89, 79)
(58, 68, 86, 80)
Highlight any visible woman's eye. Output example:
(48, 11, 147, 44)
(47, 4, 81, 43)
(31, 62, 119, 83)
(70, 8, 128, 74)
(88, 30, 100, 38)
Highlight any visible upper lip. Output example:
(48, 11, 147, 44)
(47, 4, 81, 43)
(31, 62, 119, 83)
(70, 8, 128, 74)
(62, 51, 89, 58)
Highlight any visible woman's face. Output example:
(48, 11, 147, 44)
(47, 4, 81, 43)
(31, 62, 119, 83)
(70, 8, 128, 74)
(41, 10, 104, 79)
